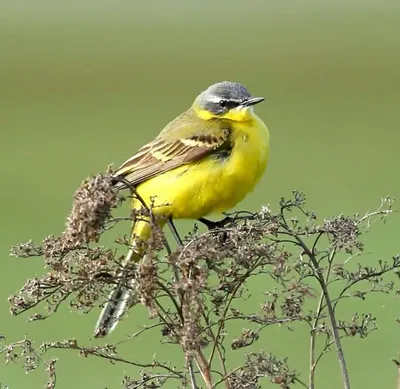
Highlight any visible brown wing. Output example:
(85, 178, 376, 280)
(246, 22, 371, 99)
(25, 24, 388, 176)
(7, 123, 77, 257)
(113, 124, 231, 188)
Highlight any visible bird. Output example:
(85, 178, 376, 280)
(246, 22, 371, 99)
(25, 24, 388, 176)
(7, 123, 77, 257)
(94, 81, 270, 337)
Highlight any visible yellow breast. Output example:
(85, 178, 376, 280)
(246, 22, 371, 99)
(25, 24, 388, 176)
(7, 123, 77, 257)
(212, 114, 270, 211)
(135, 115, 269, 219)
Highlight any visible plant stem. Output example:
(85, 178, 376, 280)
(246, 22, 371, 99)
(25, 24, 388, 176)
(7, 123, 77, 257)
(188, 358, 198, 389)
(195, 349, 214, 389)
(309, 248, 336, 389)
(295, 237, 351, 389)
(309, 292, 324, 389)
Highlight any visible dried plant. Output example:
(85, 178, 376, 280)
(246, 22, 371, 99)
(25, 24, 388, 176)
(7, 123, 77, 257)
(3, 171, 399, 389)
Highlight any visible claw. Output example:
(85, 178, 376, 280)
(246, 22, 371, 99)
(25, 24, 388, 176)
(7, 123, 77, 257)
(197, 216, 233, 230)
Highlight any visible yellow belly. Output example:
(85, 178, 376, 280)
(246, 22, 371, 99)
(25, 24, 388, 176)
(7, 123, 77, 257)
(133, 117, 270, 221)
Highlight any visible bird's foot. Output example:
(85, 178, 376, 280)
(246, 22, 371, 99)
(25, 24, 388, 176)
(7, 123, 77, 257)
(197, 216, 233, 230)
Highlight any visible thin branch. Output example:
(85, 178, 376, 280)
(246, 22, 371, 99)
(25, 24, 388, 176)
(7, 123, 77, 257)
(309, 292, 324, 389)
(194, 349, 214, 389)
(295, 235, 351, 389)
(115, 323, 165, 347)
(188, 358, 198, 389)
(294, 377, 309, 388)
(211, 366, 242, 389)
(333, 264, 398, 311)
(155, 280, 183, 322)
(309, 247, 336, 389)
(43, 341, 185, 379)
(208, 265, 256, 366)
(200, 308, 230, 389)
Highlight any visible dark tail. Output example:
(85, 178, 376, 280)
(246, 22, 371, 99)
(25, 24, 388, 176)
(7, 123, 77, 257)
(94, 249, 138, 337)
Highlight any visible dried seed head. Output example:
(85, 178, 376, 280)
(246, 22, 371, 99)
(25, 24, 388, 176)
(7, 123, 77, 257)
(62, 168, 118, 247)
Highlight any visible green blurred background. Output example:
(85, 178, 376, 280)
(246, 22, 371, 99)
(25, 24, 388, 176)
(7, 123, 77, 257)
(1, 0, 400, 387)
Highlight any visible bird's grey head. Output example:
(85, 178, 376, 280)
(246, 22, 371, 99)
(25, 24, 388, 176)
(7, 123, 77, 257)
(194, 81, 264, 116)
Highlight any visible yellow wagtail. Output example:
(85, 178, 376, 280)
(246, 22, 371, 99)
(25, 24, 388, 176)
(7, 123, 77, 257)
(95, 81, 270, 337)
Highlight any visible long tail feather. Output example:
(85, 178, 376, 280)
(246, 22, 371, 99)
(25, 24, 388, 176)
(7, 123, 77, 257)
(94, 248, 138, 338)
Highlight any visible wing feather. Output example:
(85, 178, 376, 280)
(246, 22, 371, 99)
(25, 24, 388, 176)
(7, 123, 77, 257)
(113, 112, 231, 187)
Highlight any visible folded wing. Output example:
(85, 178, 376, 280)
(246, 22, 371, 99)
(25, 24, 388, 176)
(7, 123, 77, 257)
(114, 114, 231, 187)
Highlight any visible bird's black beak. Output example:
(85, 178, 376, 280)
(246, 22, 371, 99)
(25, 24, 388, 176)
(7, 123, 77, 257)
(241, 97, 265, 107)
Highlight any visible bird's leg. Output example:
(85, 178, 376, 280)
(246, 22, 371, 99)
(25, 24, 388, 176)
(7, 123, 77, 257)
(197, 216, 233, 230)
(167, 217, 183, 247)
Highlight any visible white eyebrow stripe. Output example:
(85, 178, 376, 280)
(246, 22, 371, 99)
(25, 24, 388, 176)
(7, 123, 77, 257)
(208, 95, 243, 104)
(207, 95, 223, 103)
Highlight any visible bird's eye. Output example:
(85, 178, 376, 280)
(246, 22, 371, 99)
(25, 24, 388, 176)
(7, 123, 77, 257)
(219, 100, 227, 108)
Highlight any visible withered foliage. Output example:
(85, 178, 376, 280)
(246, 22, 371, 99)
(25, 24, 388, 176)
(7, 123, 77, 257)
(3, 172, 399, 389)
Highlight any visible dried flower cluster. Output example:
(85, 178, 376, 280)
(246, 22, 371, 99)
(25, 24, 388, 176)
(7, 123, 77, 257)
(4, 172, 398, 389)
(63, 167, 119, 246)
(228, 352, 297, 389)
